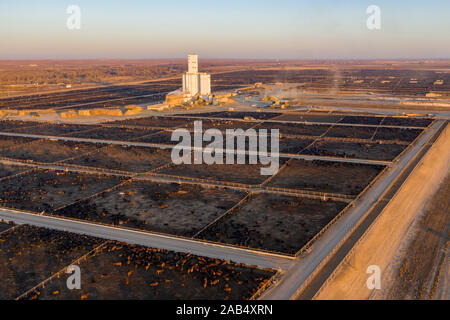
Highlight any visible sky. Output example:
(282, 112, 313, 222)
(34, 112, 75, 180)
(0, 0, 449, 60)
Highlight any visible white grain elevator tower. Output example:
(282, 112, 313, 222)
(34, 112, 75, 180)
(182, 54, 211, 97)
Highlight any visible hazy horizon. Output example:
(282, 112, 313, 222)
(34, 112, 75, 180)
(1, 0, 450, 60)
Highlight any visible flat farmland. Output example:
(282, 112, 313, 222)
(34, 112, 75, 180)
(268, 159, 385, 196)
(67, 126, 158, 141)
(198, 193, 348, 254)
(0, 163, 30, 179)
(0, 139, 101, 163)
(303, 140, 407, 161)
(0, 225, 103, 300)
(25, 242, 275, 300)
(0, 169, 125, 212)
(55, 181, 245, 236)
(63, 145, 172, 173)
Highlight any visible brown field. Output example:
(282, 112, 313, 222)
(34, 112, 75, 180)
(0, 221, 13, 233)
(184, 111, 282, 120)
(108, 116, 191, 128)
(0, 225, 103, 299)
(381, 117, 433, 128)
(11, 123, 95, 136)
(135, 131, 174, 144)
(198, 193, 347, 254)
(325, 126, 376, 139)
(54, 181, 245, 237)
(0, 120, 36, 131)
(275, 113, 344, 123)
(158, 156, 287, 186)
(278, 137, 315, 154)
(268, 159, 385, 196)
(0, 163, 30, 179)
(24, 241, 275, 300)
(63, 145, 172, 173)
(67, 126, 158, 141)
(303, 140, 406, 161)
(0, 169, 125, 212)
(387, 175, 450, 300)
(0, 139, 101, 163)
(257, 122, 331, 137)
(0, 135, 35, 151)
(187, 118, 257, 130)
(340, 116, 383, 125)
(374, 127, 423, 142)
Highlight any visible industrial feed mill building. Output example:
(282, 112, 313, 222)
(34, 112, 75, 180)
(182, 54, 211, 96)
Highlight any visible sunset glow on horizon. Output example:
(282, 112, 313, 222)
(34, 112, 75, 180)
(1, 0, 450, 60)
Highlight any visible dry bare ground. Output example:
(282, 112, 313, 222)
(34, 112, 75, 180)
(385, 176, 449, 300)
(314, 123, 449, 300)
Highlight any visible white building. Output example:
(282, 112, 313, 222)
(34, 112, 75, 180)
(182, 54, 211, 96)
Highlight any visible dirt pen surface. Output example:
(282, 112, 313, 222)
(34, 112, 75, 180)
(179, 111, 282, 120)
(11, 123, 96, 136)
(276, 113, 344, 123)
(135, 130, 174, 145)
(325, 126, 377, 139)
(0, 135, 35, 151)
(63, 145, 172, 173)
(24, 241, 275, 300)
(0, 163, 30, 179)
(0, 221, 12, 233)
(374, 127, 423, 142)
(188, 118, 257, 130)
(278, 137, 315, 154)
(269, 159, 385, 196)
(198, 193, 347, 254)
(303, 140, 407, 161)
(0, 120, 37, 132)
(108, 116, 191, 129)
(0, 169, 125, 212)
(0, 225, 103, 299)
(67, 126, 158, 141)
(158, 156, 287, 186)
(55, 181, 245, 237)
(0, 139, 102, 163)
(340, 116, 384, 125)
(258, 122, 331, 137)
(382, 117, 433, 128)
